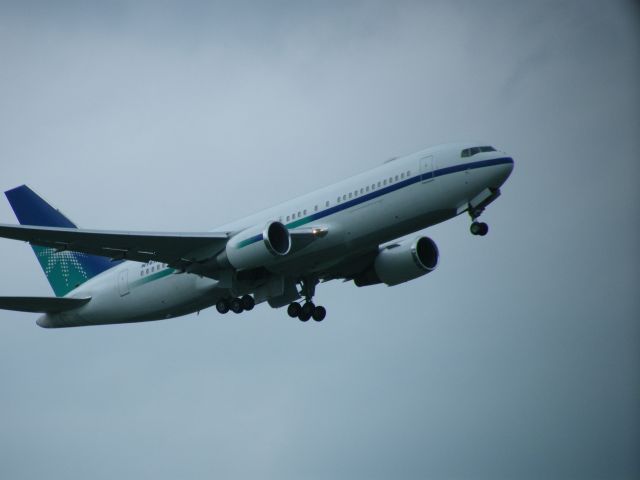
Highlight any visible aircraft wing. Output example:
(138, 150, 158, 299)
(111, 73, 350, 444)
(0, 296, 91, 313)
(0, 223, 230, 269)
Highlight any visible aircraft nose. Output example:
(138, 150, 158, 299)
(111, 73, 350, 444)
(494, 156, 514, 186)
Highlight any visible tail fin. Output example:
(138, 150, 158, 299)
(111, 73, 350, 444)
(4, 185, 120, 297)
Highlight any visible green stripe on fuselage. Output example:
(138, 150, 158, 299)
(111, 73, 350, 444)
(286, 217, 312, 229)
(130, 267, 175, 289)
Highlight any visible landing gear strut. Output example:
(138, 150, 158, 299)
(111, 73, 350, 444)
(287, 278, 327, 322)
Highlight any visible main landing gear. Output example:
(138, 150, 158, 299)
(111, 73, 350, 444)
(216, 295, 255, 314)
(287, 277, 327, 322)
(287, 301, 326, 322)
(215, 278, 328, 322)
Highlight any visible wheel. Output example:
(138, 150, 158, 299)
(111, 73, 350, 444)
(241, 294, 255, 311)
(470, 221, 489, 236)
(298, 310, 311, 322)
(301, 302, 315, 317)
(230, 297, 244, 314)
(216, 299, 229, 314)
(312, 305, 326, 322)
(287, 302, 301, 318)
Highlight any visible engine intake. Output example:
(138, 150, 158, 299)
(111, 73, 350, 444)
(354, 236, 439, 287)
(223, 221, 291, 270)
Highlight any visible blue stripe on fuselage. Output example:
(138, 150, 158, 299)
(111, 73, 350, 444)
(239, 157, 513, 248)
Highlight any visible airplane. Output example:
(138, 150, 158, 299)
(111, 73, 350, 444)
(0, 142, 513, 328)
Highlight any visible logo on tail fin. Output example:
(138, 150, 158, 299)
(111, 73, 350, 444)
(33, 246, 94, 297)
(5, 185, 121, 297)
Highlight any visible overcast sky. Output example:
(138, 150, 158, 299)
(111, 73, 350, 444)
(0, 1, 638, 479)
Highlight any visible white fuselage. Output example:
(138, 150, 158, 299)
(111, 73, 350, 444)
(39, 142, 513, 327)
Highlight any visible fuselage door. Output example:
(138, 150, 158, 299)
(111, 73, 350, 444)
(117, 269, 129, 297)
(420, 155, 434, 183)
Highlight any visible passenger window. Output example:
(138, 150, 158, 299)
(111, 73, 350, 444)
(372, 184, 375, 190)
(407, 170, 411, 176)
(314, 205, 318, 212)
(343, 194, 347, 201)
(383, 179, 387, 186)
(389, 177, 393, 183)
(395, 175, 399, 182)
(365, 186, 369, 192)
(326, 200, 330, 207)
(400, 173, 404, 179)
(348, 193, 352, 199)
(377, 181, 381, 188)
(286, 215, 290, 221)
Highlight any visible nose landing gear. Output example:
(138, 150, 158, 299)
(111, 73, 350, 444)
(470, 221, 489, 236)
(467, 187, 501, 237)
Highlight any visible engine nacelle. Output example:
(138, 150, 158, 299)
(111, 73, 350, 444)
(354, 236, 439, 287)
(223, 221, 291, 270)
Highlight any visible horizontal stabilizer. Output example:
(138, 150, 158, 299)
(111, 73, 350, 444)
(0, 296, 91, 313)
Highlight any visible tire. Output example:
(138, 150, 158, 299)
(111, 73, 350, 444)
(298, 310, 311, 322)
(216, 299, 229, 314)
(230, 298, 244, 314)
(471, 221, 489, 236)
(287, 302, 301, 318)
(241, 294, 255, 311)
(301, 302, 315, 317)
(312, 306, 326, 322)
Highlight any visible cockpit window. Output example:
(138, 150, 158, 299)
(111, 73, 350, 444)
(461, 146, 496, 157)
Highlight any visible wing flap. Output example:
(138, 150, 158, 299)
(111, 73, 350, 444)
(0, 296, 91, 313)
(0, 223, 230, 267)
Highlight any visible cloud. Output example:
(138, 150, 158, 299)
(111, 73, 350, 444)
(0, 1, 638, 479)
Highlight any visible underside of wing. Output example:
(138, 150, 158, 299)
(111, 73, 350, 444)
(0, 223, 231, 270)
(0, 296, 91, 313)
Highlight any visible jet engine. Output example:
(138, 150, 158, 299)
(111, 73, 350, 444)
(354, 236, 439, 287)
(221, 221, 291, 270)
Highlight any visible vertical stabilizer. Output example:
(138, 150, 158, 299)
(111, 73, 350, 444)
(4, 185, 121, 297)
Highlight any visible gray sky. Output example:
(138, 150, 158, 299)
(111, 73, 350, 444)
(0, 1, 638, 479)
